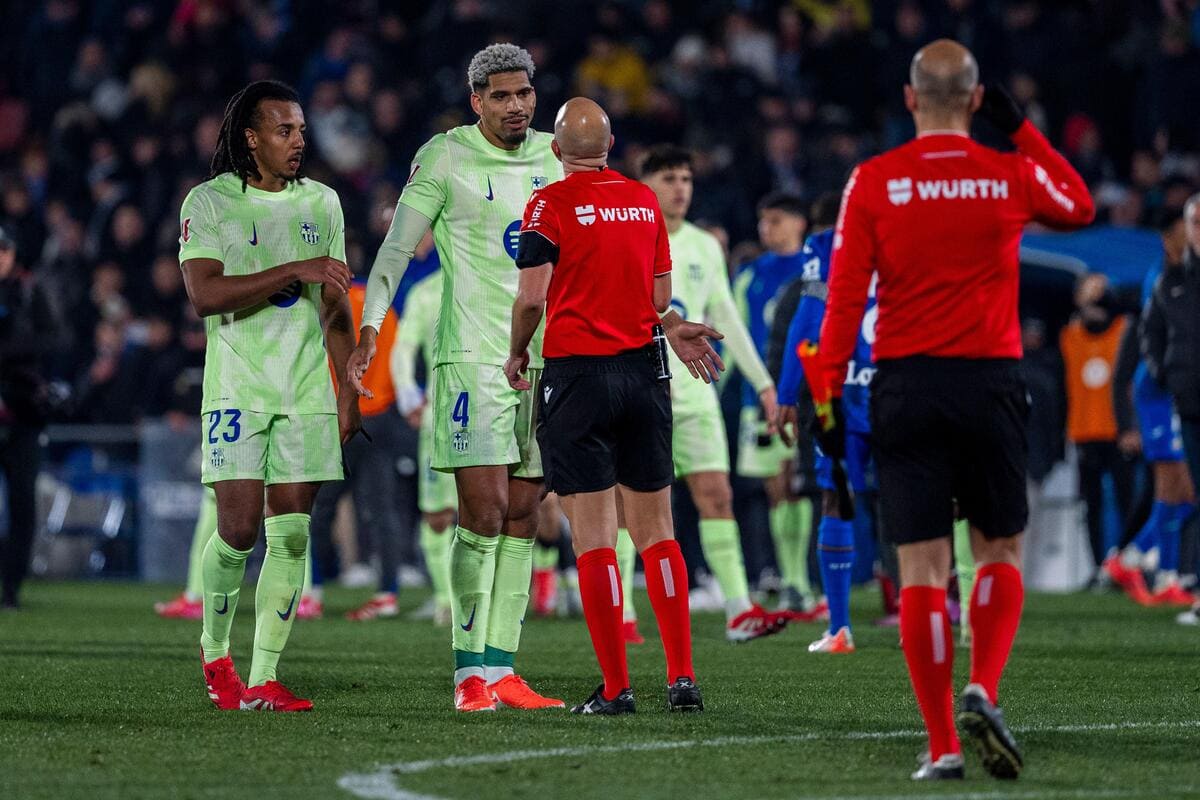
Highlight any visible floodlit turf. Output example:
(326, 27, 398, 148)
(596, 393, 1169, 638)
(2, 582, 1198, 800)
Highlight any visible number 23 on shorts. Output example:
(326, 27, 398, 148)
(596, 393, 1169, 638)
(452, 392, 469, 428)
(207, 409, 243, 443)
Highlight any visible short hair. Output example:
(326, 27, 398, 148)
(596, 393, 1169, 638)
(638, 144, 693, 178)
(757, 191, 806, 218)
(1185, 192, 1200, 220)
(210, 80, 302, 190)
(809, 191, 842, 228)
(467, 43, 535, 92)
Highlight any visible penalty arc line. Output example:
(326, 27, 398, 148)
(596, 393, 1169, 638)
(337, 719, 1200, 800)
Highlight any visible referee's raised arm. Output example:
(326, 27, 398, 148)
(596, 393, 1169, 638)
(814, 39, 1094, 782)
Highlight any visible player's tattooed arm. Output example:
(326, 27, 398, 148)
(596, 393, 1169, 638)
(181, 256, 351, 317)
(321, 283, 362, 443)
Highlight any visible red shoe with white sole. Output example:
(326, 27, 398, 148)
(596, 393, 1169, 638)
(240, 681, 313, 712)
(201, 651, 245, 711)
(156, 594, 203, 620)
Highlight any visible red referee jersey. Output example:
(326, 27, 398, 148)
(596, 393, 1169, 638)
(820, 120, 1095, 383)
(516, 169, 671, 358)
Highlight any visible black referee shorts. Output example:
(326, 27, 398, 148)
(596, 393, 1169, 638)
(870, 357, 1029, 546)
(537, 348, 673, 496)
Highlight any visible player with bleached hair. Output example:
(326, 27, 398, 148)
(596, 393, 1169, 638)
(348, 44, 564, 712)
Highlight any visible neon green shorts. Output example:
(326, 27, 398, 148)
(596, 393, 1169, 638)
(431, 362, 542, 479)
(419, 401, 458, 513)
(671, 394, 730, 478)
(736, 405, 792, 479)
(200, 410, 342, 486)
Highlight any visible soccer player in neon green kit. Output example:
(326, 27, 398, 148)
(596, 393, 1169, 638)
(624, 145, 785, 643)
(179, 80, 361, 712)
(390, 268, 457, 626)
(348, 44, 564, 712)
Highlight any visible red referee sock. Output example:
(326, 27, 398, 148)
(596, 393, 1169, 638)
(969, 562, 1024, 704)
(899, 586, 960, 760)
(642, 539, 695, 682)
(577, 548, 629, 701)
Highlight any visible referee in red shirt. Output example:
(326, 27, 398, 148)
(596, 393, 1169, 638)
(505, 97, 722, 715)
(812, 41, 1094, 780)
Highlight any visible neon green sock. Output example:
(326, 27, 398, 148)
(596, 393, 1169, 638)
(248, 513, 309, 687)
(770, 502, 796, 589)
(199, 532, 251, 663)
(616, 527, 637, 622)
(420, 522, 452, 608)
(699, 518, 751, 616)
(450, 528, 497, 669)
(954, 518, 975, 632)
(532, 541, 558, 570)
(185, 487, 218, 600)
(485, 535, 533, 675)
(791, 498, 815, 599)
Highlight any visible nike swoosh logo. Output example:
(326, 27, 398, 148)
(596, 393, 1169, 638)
(214, 593, 228, 615)
(277, 590, 298, 621)
(484, 177, 494, 202)
(460, 602, 477, 631)
(248, 222, 258, 246)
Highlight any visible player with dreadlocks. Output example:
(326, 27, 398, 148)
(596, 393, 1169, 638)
(179, 79, 362, 712)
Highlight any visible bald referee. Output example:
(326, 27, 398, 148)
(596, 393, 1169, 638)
(505, 97, 723, 715)
(810, 41, 1094, 779)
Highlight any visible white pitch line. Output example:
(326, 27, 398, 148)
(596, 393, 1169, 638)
(337, 719, 1200, 800)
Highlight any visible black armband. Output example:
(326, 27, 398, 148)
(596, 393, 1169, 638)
(516, 230, 559, 269)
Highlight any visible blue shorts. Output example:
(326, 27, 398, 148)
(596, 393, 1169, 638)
(1135, 380, 1184, 463)
(816, 430, 873, 493)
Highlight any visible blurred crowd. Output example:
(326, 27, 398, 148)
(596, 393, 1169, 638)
(2, 1, 1200, 426)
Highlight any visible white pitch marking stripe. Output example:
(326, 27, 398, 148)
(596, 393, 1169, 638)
(337, 720, 1200, 800)
(659, 558, 675, 598)
(606, 564, 620, 607)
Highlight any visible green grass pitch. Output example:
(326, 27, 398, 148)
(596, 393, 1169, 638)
(2, 581, 1198, 799)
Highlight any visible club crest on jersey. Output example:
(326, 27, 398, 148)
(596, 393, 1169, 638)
(575, 204, 596, 226)
(452, 429, 470, 453)
(688, 263, 703, 283)
(209, 447, 225, 469)
(299, 221, 319, 245)
(532, 175, 547, 189)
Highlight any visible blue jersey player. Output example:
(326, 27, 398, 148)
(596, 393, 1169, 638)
(732, 193, 817, 613)
(777, 225, 877, 653)
(1105, 214, 1196, 606)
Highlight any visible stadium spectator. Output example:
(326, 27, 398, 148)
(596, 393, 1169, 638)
(0, 223, 66, 609)
(1060, 274, 1136, 574)
(815, 40, 1093, 780)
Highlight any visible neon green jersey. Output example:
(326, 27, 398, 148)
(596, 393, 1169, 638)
(398, 124, 562, 368)
(666, 221, 772, 410)
(178, 173, 345, 415)
(397, 271, 441, 379)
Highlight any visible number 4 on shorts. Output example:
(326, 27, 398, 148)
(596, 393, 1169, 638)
(452, 392, 469, 428)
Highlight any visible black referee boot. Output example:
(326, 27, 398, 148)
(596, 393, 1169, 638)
(571, 685, 635, 715)
(958, 683, 1023, 779)
(666, 677, 704, 712)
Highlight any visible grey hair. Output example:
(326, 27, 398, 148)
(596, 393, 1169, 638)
(1185, 192, 1200, 220)
(909, 50, 978, 109)
(467, 43, 535, 91)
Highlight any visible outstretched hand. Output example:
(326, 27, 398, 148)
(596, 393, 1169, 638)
(668, 320, 725, 384)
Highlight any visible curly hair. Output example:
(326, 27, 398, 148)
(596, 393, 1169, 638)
(209, 80, 302, 191)
(467, 43, 535, 92)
